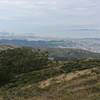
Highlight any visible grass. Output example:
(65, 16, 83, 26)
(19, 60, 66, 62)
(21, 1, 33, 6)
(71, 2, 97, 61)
(0, 59, 100, 100)
(0, 67, 99, 100)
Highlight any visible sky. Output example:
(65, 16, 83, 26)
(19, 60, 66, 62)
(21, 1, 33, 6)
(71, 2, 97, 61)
(0, 0, 100, 38)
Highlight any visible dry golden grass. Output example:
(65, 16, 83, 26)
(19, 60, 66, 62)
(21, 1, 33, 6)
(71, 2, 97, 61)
(0, 67, 99, 100)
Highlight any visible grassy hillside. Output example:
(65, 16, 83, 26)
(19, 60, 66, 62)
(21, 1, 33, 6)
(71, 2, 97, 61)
(0, 67, 100, 100)
(0, 44, 17, 51)
(39, 48, 100, 61)
(0, 47, 100, 100)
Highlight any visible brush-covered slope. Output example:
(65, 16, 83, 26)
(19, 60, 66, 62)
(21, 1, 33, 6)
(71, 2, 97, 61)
(1, 44, 100, 60)
(0, 54, 100, 100)
(40, 48, 100, 60)
(0, 48, 49, 85)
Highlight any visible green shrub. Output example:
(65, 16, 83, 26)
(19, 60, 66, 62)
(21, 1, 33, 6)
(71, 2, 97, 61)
(0, 48, 49, 85)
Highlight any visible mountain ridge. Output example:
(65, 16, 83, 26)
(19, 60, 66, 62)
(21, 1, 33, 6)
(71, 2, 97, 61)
(1, 38, 100, 53)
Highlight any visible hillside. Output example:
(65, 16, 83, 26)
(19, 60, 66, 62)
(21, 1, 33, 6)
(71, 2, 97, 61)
(44, 48, 100, 60)
(0, 47, 100, 100)
(0, 59, 100, 100)
(1, 44, 100, 61)
(0, 44, 17, 51)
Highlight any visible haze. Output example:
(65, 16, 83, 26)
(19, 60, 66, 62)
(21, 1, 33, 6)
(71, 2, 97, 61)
(0, 0, 100, 38)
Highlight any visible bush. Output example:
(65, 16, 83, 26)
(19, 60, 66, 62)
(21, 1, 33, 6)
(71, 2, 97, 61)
(0, 48, 49, 85)
(61, 59, 100, 73)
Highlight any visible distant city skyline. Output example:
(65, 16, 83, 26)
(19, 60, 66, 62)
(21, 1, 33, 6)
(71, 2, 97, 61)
(0, 0, 100, 38)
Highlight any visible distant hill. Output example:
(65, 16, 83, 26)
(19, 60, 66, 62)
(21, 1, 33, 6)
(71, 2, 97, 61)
(0, 44, 17, 51)
(45, 48, 100, 61)
(1, 38, 100, 53)
(0, 45, 100, 61)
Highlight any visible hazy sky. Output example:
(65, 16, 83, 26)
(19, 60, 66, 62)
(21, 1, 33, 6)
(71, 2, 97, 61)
(0, 0, 100, 38)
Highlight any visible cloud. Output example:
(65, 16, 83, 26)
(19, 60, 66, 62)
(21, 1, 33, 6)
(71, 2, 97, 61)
(0, 0, 98, 17)
(0, 0, 99, 36)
